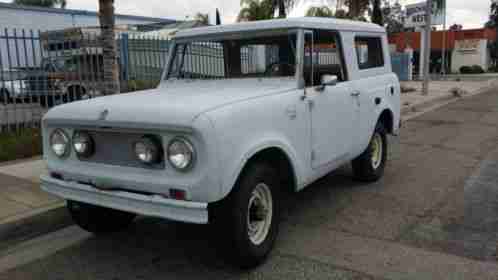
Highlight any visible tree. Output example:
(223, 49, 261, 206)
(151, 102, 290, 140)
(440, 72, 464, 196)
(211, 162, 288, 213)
(449, 24, 462, 31)
(306, 6, 334, 17)
(346, 0, 369, 19)
(334, 9, 349, 19)
(486, 2, 498, 68)
(13, 0, 67, 8)
(382, 0, 404, 34)
(485, 2, 498, 28)
(98, 0, 119, 95)
(371, 0, 383, 26)
(237, 0, 274, 22)
(194, 13, 209, 25)
(270, 0, 295, 18)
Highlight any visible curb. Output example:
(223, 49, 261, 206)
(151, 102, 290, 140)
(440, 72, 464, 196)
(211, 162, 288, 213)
(0, 202, 73, 251)
(401, 79, 498, 121)
(0, 156, 42, 167)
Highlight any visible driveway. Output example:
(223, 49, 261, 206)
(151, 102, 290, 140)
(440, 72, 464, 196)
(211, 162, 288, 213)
(1, 89, 498, 279)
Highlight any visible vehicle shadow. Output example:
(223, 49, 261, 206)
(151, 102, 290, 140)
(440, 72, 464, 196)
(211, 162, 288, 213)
(44, 165, 375, 278)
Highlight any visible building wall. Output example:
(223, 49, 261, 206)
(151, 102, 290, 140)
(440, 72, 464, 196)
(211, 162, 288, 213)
(388, 28, 497, 52)
(0, 3, 173, 70)
(0, 4, 172, 32)
(451, 39, 489, 73)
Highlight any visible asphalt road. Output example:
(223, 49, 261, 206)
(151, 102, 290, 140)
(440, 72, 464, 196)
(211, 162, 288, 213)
(1, 90, 498, 280)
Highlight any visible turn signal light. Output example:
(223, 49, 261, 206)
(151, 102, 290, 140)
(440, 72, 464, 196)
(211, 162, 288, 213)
(169, 189, 187, 200)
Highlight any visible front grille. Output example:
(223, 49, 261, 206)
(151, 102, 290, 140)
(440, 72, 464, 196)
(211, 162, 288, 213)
(79, 131, 165, 170)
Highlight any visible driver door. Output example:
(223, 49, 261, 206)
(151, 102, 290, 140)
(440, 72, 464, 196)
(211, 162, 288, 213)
(304, 30, 354, 170)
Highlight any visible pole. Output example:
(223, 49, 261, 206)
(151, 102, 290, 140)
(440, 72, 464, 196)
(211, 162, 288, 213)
(422, 0, 433, 95)
(419, 28, 425, 80)
(441, 1, 446, 75)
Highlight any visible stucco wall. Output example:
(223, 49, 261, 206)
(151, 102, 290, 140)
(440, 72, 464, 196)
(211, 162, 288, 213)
(451, 39, 489, 73)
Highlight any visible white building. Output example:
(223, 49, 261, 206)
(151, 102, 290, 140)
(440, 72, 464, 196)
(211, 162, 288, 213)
(0, 2, 174, 31)
(0, 3, 175, 71)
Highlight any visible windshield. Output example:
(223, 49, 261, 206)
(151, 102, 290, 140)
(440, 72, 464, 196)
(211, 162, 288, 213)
(166, 32, 297, 80)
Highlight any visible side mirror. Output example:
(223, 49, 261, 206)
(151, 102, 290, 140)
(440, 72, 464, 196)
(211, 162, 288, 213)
(315, 74, 338, 92)
(321, 74, 338, 86)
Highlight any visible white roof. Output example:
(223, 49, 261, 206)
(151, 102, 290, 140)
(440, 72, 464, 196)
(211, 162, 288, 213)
(174, 17, 385, 39)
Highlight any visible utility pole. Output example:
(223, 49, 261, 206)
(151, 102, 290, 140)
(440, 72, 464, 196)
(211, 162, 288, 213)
(441, 0, 446, 75)
(422, 0, 432, 95)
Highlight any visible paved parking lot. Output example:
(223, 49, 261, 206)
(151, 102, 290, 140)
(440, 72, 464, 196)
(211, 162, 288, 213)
(1, 89, 498, 279)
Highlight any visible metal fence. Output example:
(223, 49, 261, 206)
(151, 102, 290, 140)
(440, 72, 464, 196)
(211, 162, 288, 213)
(0, 27, 169, 133)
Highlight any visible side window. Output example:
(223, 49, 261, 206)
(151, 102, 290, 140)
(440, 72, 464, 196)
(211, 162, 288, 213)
(304, 30, 347, 87)
(354, 37, 384, 70)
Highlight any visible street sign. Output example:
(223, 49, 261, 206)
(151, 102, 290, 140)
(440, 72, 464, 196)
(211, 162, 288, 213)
(405, 1, 445, 28)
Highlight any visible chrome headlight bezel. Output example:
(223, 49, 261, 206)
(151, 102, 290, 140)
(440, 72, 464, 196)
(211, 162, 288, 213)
(72, 131, 94, 158)
(49, 129, 70, 158)
(167, 137, 195, 172)
(133, 136, 163, 165)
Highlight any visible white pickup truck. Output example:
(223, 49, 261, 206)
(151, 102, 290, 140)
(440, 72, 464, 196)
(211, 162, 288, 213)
(41, 17, 400, 268)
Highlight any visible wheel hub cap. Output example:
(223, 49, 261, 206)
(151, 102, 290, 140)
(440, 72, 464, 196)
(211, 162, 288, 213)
(247, 183, 273, 246)
(371, 133, 383, 169)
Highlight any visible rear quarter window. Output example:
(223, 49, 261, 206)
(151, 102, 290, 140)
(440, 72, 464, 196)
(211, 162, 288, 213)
(354, 37, 384, 70)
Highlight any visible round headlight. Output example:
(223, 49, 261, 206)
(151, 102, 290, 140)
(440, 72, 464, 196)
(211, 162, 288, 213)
(50, 129, 70, 158)
(167, 138, 195, 171)
(133, 136, 162, 164)
(73, 131, 94, 158)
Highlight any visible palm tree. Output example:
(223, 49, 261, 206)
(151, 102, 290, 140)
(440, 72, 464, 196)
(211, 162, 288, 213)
(371, 0, 383, 26)
(13, 0, 67, 8)
(98, 0, 119, 95)
(237, 0, 274, 22)
(346, 0, 369, 19)
(194, 13, 209, 25)
(306, 6, 334, 18)
(272, 0, 297, 18)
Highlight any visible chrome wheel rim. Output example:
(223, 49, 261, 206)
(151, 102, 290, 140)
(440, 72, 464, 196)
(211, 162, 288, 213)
(371, 133, 383, 169)
(247, 183, 273, 246)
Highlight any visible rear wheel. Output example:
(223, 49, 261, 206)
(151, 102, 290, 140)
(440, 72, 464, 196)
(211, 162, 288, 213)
(67, 200, 136, 234)
(352, 122, 388, 182)
(211, 162, 281, 268)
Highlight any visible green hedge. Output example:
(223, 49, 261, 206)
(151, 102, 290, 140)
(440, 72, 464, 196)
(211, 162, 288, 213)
(460, 65, 485, 74)
(0, 128, 42, 162)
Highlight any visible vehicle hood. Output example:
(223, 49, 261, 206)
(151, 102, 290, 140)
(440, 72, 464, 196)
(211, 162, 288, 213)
(43, 78, 296, 129)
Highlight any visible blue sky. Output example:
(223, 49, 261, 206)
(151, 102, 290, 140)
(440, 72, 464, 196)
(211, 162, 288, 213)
(1, 0, 492, 29)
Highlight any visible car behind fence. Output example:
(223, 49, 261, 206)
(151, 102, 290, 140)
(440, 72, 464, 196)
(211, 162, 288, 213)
(0, 27, 169, 133)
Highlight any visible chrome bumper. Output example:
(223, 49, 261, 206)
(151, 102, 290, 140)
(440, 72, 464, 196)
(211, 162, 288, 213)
(40, 175, 208, 224)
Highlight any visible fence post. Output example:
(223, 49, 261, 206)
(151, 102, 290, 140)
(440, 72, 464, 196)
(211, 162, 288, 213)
(120, 33, 129, 83)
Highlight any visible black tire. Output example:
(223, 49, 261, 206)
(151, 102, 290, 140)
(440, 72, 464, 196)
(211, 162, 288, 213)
(352, 122, 388, 182)
(211, 162, 281, 268)
(67, 200, 136, 234)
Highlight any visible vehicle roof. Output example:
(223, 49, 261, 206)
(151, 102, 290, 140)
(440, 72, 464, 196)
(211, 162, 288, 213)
(174, 17, 385, 39)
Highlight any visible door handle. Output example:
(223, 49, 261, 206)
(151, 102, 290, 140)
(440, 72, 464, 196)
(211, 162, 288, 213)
(351, 90, 361, 97)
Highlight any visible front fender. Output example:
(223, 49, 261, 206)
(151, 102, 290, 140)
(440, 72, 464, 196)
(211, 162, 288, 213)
(219, 135, 303, 201)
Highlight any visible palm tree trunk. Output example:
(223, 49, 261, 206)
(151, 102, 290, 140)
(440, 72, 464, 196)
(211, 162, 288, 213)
(348, 0, 360, 18)
(99, 0, 120, 95)
(278, 0, 286, 18)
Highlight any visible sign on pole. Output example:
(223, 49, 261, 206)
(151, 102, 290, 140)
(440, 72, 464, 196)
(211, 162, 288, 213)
(405, 0, 445, 28)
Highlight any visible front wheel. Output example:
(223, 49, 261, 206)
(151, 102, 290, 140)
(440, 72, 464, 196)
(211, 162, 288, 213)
(67, 200, 136, 234)
(352, 122, 388, 182)
(212, 162, 281, 268)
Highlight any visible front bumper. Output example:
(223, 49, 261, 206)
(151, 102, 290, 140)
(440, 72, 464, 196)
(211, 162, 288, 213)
(40, 175, 208, 224)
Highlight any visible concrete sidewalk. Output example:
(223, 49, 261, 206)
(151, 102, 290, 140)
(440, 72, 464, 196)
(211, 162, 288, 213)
(0, 78, 496, 248)
(0, 159, 69, 248)
(400, 79, 498, 118)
